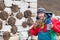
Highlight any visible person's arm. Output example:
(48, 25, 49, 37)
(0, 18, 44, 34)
(29, 25, 34, 30)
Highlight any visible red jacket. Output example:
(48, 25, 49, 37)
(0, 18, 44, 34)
(30, 26, 40, 36)
(30, 25, 47, 36)
(51, 17, 60, 33)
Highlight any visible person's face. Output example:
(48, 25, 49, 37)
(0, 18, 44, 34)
(37, 13, 45, 19)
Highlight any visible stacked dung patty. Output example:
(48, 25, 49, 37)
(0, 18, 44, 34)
(0, 2, 5, 11)
(11, 25, 17, 34)
(3, 31, 11, 40)
(0, 20, 2, 30)
(27, 18, 34, 26)
(8, 17, 16, 26)
(16, 12, 23, 19)
(22, 21, 27, 28)
(11, 4, 19, 13)
(0, 11, 9, 20)
(24, 10, 32, 18)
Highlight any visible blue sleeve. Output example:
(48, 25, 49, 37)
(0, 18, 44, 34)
(45, 18, 51, 24)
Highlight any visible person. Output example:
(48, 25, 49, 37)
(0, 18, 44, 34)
(37, 8, 56, 40)
(30, 20, 40, 40)
(45, 12, 57, 40)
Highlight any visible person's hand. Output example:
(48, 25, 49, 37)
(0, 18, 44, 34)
(33, 22, 38, 29)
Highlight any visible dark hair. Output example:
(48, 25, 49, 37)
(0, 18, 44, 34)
(36, 16, 39, 20)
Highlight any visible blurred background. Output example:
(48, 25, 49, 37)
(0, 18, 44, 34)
(37, 0, 60, 16)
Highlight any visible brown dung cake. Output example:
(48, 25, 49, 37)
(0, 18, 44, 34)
(27, 18, 34, 26)
(0, 11, 9, 20)
(0, 12, 2, 19)
(11, 4, 19, 13)
(22, 21, 27, 28)
(11, 25, 17, 34)
(0, 2, 5, 11)
(0, 20, 2, 30)
(16, 12, 23, 19)
(24, 10, 32, 18)
(8, 17, 16, 26)
(3, 31, 11, 40)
